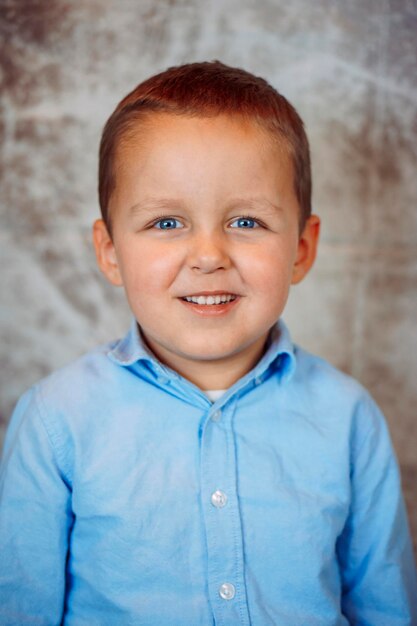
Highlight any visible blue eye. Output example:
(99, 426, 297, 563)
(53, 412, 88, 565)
(230, 217, 259, 229)
(154, 218, 183, 230)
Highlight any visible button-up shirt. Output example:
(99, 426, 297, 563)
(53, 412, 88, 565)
(0, 319, 416, 625)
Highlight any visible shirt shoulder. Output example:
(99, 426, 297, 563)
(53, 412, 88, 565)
(3, 339, 133, 481)
(12, 339, 127, 440)
(292, 343, 367, 400)
(35, 338, 121, 401)
(289, 344, 387, 444)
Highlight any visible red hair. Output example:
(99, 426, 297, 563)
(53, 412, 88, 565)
(99, 61, 311, 235)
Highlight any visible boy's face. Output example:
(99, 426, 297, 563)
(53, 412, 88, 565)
(93, 113, 319, 388)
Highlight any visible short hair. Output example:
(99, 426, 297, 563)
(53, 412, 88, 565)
(98, 60, 311, 236)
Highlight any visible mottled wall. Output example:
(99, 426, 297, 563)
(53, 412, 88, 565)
(1, 1, 416, 550)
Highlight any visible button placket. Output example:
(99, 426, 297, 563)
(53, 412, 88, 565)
(200, 400, 250, 625)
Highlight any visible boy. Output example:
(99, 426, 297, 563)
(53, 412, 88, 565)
(0, 61, 416, 625)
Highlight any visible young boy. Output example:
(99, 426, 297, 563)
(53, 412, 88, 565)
(0, 61, 416, 625)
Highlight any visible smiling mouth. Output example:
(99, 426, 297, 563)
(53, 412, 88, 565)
(181, 294, 237, 306)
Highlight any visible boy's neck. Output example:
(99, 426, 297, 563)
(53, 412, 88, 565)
(142, 332, 269, 391)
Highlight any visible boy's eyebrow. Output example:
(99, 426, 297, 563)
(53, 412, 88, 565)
(128, 197, 284, 216)
(227, 197, 284, 215)
(128, 198, 184, 215)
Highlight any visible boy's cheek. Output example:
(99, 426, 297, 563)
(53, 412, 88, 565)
(131, 247, 187, 291)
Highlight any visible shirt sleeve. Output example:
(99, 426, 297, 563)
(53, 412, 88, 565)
(0, 387, 73, 625)
(337, 392, 417, 625)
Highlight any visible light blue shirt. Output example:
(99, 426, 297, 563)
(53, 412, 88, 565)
(1, 319, 416, 625)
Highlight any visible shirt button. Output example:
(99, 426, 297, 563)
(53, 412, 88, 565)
(211, 409, 222, 422)
(254, 376, 262, 386)
(219, 582, 235, 600)
(211, 490, 228, 508)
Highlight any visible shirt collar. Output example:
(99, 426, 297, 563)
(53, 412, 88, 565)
(108, 317, 296, 384)
(108, 317, 157, 367)
(252, 318, 296, 384)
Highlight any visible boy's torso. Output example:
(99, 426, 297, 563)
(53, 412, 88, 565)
(1, 319, 411, 625)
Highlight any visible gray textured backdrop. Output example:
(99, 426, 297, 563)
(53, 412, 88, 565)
(1, 0, 416, 552)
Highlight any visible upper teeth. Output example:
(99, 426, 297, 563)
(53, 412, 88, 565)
(183, 294, 236, 305)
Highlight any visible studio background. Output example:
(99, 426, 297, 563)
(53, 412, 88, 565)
(1, 0, 416, 552)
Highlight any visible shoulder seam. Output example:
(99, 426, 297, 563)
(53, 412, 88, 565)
(32, 385, 72, 486)
(352, 391, 388, 463)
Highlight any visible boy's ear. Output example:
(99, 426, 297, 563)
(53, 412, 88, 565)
(92, 219, 123, 286)
(291, 214, 320, 285)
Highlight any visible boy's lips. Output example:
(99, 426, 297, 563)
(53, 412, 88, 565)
(177, 291, 241, 316)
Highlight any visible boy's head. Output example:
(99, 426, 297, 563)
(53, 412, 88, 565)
(93, 61, 320, 389)
(98, 60, 311, 238)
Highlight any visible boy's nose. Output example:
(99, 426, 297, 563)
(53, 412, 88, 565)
(187, 230, 231, 274)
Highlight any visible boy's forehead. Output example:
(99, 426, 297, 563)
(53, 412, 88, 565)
(113, 112, 294, 195)
(117, 111, 288, 155)
(115, 114, 292, 182)
(109, 111, 298, 224)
